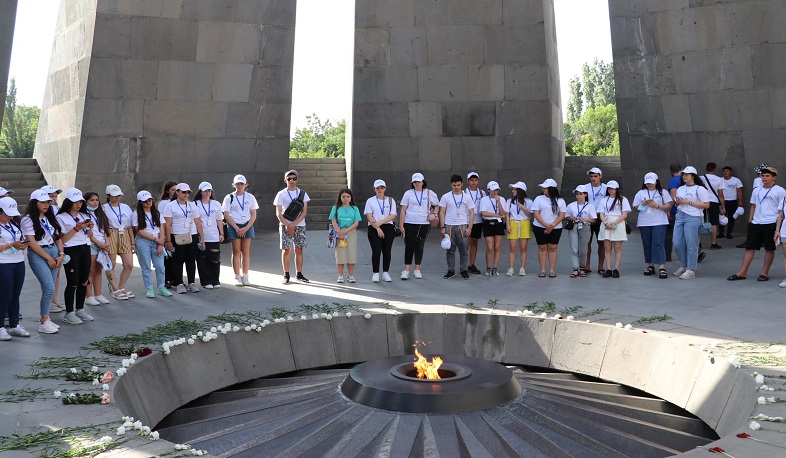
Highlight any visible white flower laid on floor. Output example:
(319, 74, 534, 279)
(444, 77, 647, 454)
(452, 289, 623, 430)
(91, 366, 99, 372)
(174, 444, 191, 450)
(751, 413, 786, 422)
(755, 374, 765, 384)
(140, 426, 151, 435)
(364, 313, 371, 319)
(539, 313, 547, 318)
(615, 323, 623, 328)
(92, 379, 99, 386)
(116, 426, 126, 435)
(301, 315, 308, 321)
(70, 368, 77, 373)
(553, 314, 562, 319)
(99, 436, 112, 443)
(117, 368, 126, 376)
(346, 312, 352, 318)
(749, 420, 761, 430)
(53, 390, 61, 398)
(521, 310, 534, 317)
(286, 316, 293, 321)
(326, 314, 333, 320)
(102, 384, 110, 391)
(566, 315, 575, 321)
(727, 353, 741, 368)
(312, 314, 320, 319)
(624, 324, 634, 330)
(150, 431, 159, 440)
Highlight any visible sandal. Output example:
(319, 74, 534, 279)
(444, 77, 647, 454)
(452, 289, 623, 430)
(538, 272, 546, 278)
(643, 265, 656, 276)
(549, 272, 557, 278)
(598, 269, 606, 276)
(583, 267, 591, 273)
(727, 274, 746, 281)
(112, 290, 129, 300)
(658, 268, 668, 279)
(757, 275, 769, 282)
(124, 290, 135, 298)
(570, 270, 579, 278)
(579, 269, 587, 277)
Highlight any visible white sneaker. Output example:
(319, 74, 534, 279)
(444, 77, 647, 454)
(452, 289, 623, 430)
(241, 275, 250, 286)
(413, 270, 423, 279)
(348, 275, 356, 283)
(337, 275, 345, 283)
(0, 328, 9, 341)
(679, 269, 696, 280)
(519, 267, 527, 276)
(401, 270, 410, 280)
(63, 312, 83, 325)
(176, 284, 187, 294)
(84, 296, 100, 306)
(38, 320, 59, 334)
(49, 302, 65, 313)
(780, 278, 786, 288)
(188, 283, 200, 293)
(213, 283, 220, 288)
(204, 284, 214, 290)
(96, 295, 111, 304)
(372, 273, 380, 283)
(383, 272, 393, 282)
(8, 325, 30, 337)
(506, 268, 514, 276)
(76, 310, 95, 321)
(673, 267, 686, 277)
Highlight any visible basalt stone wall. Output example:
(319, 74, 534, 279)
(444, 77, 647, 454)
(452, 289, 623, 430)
(34, 1, 296, 227)
(610, 0, 786, 199)
(0, 0, 18, 129)
(351, 0, 564, 196)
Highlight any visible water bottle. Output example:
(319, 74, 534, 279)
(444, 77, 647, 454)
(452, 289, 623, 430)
(62, 254, 71, 264)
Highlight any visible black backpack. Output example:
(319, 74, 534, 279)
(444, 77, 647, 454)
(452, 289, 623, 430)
(283, 189, 305, 221)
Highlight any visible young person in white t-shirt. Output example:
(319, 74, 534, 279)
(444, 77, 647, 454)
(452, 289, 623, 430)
(103, 184, 135, 299)
(158, 180, 177, 289)
(672, 167, 711, 279)
(531, 179, 566, 278)
(0, 197, 30, 341)
(56, 188, 96, 324)
(163, 183, 205, 294)
(728, 167, 786, 283)
(194, 182, 225, 289)
(479, 181, 506, 276)
(632, 173, 673, 279)
(364, 179, 397, 282)
(774, 195, 786, 288)
(702, 162, 726, 249)
(720, 166, 743, 239)
(505, 181, 532, 277)
(223, 174, 259, 286)
(598, 181, 631, 278)
(565, 185, 597, 277)
(274, 170, 309, 284)
(464, 172, 485, 275)
(132, 190, 171, 299)
(399, 172, 439, 280)
(438, 175, 474, 279)
(41, 185, 65, 312)
(83, 192, 111, 306)
(585, 167, 607, 274)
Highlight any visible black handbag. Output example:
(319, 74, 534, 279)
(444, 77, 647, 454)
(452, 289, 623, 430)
(389, 197, 402, 237)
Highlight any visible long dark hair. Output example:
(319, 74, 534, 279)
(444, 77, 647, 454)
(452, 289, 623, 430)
(83, 192, 110, 234)
(410, 180, 429, 190)
(193, 189, 212, 202)
(545, 186, 561, 213)
(160, 181, 177, 202)
(679, 174, 705, 187)
(334, 188, 356, 209)
(136, 200, 161, 231)
(511, 187, 528, 205)
(58, 198, 88, 217)
(23, 199, 62, 241)
(605, 187, 624, 212)
(640, 180, 664, 202)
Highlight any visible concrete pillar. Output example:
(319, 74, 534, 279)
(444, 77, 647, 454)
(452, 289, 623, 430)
(0, 0, 18, 130)
(351, 0, 564, 196)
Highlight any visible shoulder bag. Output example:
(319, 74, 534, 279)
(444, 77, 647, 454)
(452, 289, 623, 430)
(283, 189, 305, 222)
(221, 193, 233, 244)
(174, 202, 194, 245)
(389, 197, 402, 237)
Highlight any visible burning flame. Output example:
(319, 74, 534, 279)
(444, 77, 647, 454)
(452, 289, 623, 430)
(414, 347, 443, 380)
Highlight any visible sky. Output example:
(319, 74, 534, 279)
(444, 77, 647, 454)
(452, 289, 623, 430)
(8, 0, 613, 129)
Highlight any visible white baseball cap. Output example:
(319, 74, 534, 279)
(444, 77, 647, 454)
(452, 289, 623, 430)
(411, 172, 425, 182)
(30, 190, 51, 202)
(587, 167, 603, 175)
(284, 170, 298, 179)
(40, 185, 61, 194)
(233, 174, 247, 184)
(175, 183, 191, 192)
(198, 182, 213, 192)
(487, 181, 500, 191)
(719, 215, 729, 226)
(373, 179, 386, 188)
(539, 178, 558, 188)
(137, 190, 153, 201)
(644, 172, 658, 184)
(0, 187, 12, 197)
(508, 181, 527, 191)
(681, 166, 698, 175)
(573, 184, 588, 194)
(105, 184, 123, 196)
(65, 188, 84, 202)
(467, 172, 479, 180)
(606, 180, 620, 189)
(0, 196, 20, 216)
(440, 234, 452, 250)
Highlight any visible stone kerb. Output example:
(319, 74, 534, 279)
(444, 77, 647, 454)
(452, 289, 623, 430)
(114, 313, 756, 443)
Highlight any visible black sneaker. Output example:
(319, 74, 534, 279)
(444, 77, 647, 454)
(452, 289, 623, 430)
(603, 270, 613, 278)
(460, 271, 469, 279)
(726, 234, 733, 239)
(612, 269, 620, 278)
(710, 243, 722, 250)
(296, 273, 309, 283)
(698, 251, 707, 263)
(444, 270, 455, 279)
(282, 274, 290, 284)
(468, 265, 481, 274)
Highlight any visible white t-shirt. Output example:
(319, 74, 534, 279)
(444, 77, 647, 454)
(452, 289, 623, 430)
(722, 177, 743, 201)
(131, 210, 163, 238)
(598, 196, 632, 217)
(565, 201, 597, 222)
(163, 200, 199, 235)
(779, 198, 786, 238)
(586, 183, 607, 210)
(531, 195, 567, 228)
(223, 191, 259, 226)
(702, 174, 723, 203)
(194, 199, 224, 243)
(675, 185, 710, 217)
(102, 203, 133, 230)
(87, 210, 106, 244)
(273, 188, 309, 227)
(56, 212, 91, 247)
(750, 185, 786, 225)
(506, 197, 532, 222)
(463, 188, 486, 224)
(632, 189, 672, 226)
(0, 221, 25, 263)
(479, 195, 505, 222)
(20, 215, 56, 246)
(363, 196, 397, 226)
(400, 189, 439, 224)
(157, 199, 170, 214)
(439, 191, 473, 226)
(753, 177, 763, 190)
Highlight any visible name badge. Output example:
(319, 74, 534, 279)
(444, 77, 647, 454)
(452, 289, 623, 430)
(118, 228, 124, 235)
(418, 208, 423, 215)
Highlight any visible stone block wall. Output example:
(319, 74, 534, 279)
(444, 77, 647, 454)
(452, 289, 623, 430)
(609, 0, 786, 198)
(34, 0, 296, 226)
(0, 0, 17, 130)
(351, 0, 564, 196)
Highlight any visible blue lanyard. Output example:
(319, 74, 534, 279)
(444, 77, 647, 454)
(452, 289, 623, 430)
(577, 202, 588, 217)
(414, 190, 424, 207)
(0, 223, 17, 241)
(144, 212, 156, 229)
(646, 190, 654, 200)
(489, 197, 498, 214)
(237, 192, 247, 211)
(285, 190, 297, 209)
(108, 204, 124, 227)
(606, 198, 617, 214)
(452, 193, 464, 210)
(467, 189, 483, 204)
(759, 187, 773, 205)
(377, 198, 386, 216)
(177, 202, 190, 219)
(199, 201, 211, 219)
(510, 199, 522, 215)
(593, 186, 604, 200)
(40, 218, 53, 235)
(88, 210, 99, 226)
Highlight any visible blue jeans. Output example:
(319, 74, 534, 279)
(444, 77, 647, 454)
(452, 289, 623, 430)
(28, 244, 59, 317)
(569, 224, 591, 270)
(0, 261, 25, 328)
(640, 225, 668, 265)
(673, 213, 701, 269)
(135, 236, 165, 289)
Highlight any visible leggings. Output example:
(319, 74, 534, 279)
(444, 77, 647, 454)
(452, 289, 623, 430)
(403, 223, 430, 265)
(197, 241, 221, 286)
(368, 224, 395, 273)
(171, 234, 198, 286)
(63, 244, 91, 313)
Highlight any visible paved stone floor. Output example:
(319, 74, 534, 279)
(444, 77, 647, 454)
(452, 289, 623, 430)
(1, 229, 785, 456)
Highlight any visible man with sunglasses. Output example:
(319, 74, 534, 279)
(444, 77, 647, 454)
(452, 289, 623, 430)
(274, 170, 310, 284)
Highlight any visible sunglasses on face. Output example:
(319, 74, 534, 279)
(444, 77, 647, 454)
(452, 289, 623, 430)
(180, 190, 191, 194)
(286, 177, 298, 182)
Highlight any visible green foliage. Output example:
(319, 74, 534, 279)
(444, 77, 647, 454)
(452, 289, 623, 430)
(289, 113, 346, 158)
(566, 76, 583, 123)
(1, 79, 39, 158)
(565, 104, 620, 156)
(581, 58, 615, 110)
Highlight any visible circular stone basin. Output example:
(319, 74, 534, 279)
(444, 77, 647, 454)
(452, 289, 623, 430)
(341, 354, 521, 413)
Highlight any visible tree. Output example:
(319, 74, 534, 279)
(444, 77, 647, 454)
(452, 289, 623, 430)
(0, 78, 39, 158)
(566, 76, 583, 123)
(289, 114, 346, 158)
(581, 58, 615, 110)
(565, 104, 619, 156)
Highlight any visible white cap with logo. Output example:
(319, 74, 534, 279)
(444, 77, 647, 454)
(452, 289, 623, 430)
(30, 190, 51, 202)
(644, 172, 658, 184)
(606, 180, 620, 189)
(65, 188, 84, 202)
(137, 190, 153, 201)
(573, 184, 588, 194)
(681, 166, 698, 175)
(0, 187, 12, 197)
(0, 196, 21, 216)
(539, 178, 558, 188)
(233, 174, 247, 184)
(175, 183, 191, 192)
(40, 185, 61, 194)
(467, 172, 479, 180)
(199, 182, 212, 192)
(508, 181, 527, 191)
(587, 167, 603, 175)
(105, 184, 123, 196)
(487, 181, 500, 191)
(373, 179, 386, 188)
(411, 172, 425, 182)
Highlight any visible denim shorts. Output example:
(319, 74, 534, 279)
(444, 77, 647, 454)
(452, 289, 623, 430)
(90, 244, 101, 256)
(226, 222, 255, 240)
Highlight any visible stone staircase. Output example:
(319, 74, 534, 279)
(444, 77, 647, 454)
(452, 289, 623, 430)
(289, 157, 348, 226)
(0, 158, 48, 205)
(561, 155, 622, 196)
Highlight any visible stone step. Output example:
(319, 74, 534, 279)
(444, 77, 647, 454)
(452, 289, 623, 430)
(0, 157, 38, 166)
(0, 164, 41, 174)
(297, 176, 348, 186)
(289, 158, 346, 164)
(292, 162, 347, 172)
(293, 170, 347, 178)
(0, 179, 47, 188)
